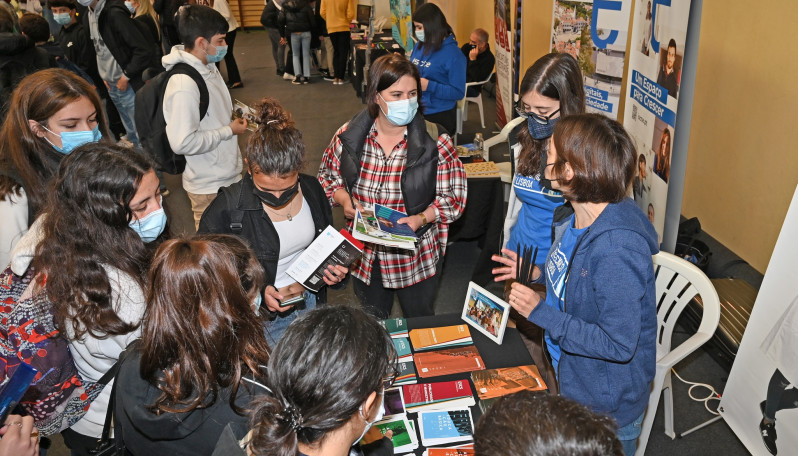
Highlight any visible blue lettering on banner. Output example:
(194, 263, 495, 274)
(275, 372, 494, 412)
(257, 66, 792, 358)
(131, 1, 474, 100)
(650, 0, 672, 54)
(630, 86, 676, 127)
(586, 96, 613, 113)
(591, 0, 623, 48)
(585, 85, 609, 101)
(632, 70, 667, 103)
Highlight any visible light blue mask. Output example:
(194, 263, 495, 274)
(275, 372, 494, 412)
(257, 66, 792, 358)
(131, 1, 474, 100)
(129, 202, 167, 243)
(205, 44, 228, 63)
(378, 94, 418, 126)
(124, 1, 135, 13)
(415, 30, 425, 42)
(41, 124, 102, 154)
(253, 293, 262, 315)
(53, 12, 72, 25)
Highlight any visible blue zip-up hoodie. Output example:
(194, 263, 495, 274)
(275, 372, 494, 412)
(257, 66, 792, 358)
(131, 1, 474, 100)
(409, 34, 466, 115)
(529, 197, 659, 428)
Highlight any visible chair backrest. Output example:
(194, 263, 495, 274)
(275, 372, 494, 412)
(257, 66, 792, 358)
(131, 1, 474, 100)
(652, 251, 721, 361)
(483, 116, 525, 150)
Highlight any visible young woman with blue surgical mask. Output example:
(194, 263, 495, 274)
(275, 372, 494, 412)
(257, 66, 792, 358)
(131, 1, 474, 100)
(7, 144, 158, 454)
(318, 53, 467, 320)
(496, 53, 585, 394)
(0, 69, 108, 268)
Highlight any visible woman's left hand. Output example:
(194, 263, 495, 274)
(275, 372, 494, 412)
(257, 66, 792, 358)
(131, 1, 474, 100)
(396, 214, 424, 232)
(322, 264, 349, 286)
(420, 77, 429, 91)
(507, 282, 542, 319)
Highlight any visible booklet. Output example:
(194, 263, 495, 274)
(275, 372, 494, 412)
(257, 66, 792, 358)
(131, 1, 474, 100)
(352, 206, 416, 250)
(402, 379, 475, 413)
(374, 204, 418, 239)
(379, 317, 409, 338)
(409, 325, 473, 351)
(414, 346, 486, 379)
(232, 99, 260, 131)
(286, 226, 364, 292)
(362, 416, 418, 454)
(470, 365, 548, 400)
(425, 445, 475, 456)
(418, 409, 475, 447)
(395, 360, 418, 386)
(393, 337, 413, 363)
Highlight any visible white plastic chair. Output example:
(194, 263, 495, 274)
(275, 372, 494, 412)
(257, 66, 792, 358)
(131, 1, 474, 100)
(635, 251, 721, 456)
(455, 73, 494, 134)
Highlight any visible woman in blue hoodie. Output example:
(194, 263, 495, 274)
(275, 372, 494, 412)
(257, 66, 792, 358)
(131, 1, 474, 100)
(409, 3, 465, 136)
(493, 114, 659, 455)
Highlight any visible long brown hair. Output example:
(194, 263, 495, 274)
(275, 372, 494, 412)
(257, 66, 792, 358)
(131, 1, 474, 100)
(34, 144, 152, 340)
(140, 236, 270, 415)
(516, 54, 585, 176)
(0, 69, 108, 217)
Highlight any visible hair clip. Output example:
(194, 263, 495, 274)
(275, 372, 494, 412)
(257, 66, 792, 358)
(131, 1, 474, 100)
(267, 119, 279, 125)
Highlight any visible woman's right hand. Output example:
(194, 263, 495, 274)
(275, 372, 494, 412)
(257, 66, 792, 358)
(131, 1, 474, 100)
(0, 415, 38, 456)
(491, 248, 518, 282)
(334, 188, 363, 219)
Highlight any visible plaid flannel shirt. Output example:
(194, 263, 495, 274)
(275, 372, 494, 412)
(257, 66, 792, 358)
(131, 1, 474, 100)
(318, 122, 467, 288)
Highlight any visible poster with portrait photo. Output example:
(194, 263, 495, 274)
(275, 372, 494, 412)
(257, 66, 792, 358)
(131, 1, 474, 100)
(461, 282, 510, 345)
(622, 0, 692, 243)
(719, 185, 798, 455)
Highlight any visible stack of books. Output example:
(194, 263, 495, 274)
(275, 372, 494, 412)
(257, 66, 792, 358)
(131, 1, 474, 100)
(395, 360, 418, 386)
(409, 325, 473, 351)
(424, 446, 475, 456)
(380, 317, 409, 338)
(414, 346, 485, 379)
(402, 380, 475, 413)
(393, 337, 413, 364)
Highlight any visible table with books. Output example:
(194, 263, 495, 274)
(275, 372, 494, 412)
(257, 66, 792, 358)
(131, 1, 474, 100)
(364, 313, 546, 455)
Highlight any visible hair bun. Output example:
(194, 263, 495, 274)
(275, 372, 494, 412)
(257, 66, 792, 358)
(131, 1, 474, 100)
(254, 98, 294, 131)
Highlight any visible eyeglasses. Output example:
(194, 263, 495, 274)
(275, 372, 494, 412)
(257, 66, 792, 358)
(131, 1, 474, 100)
(515, 103, 561, 125)
(382, 364, 398, 389)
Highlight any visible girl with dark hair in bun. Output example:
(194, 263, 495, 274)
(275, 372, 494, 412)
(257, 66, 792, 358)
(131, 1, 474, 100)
(244, 305, 397, 456)
(199, 97, 348, 344)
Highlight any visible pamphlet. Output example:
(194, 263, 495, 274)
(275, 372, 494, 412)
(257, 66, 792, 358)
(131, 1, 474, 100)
(418, 409, 475, 447)
(374, 204, 418, 239)
(409, 325, 473, 351)
(361, 416, 418, 453)
(414, 346, 485, 378)
(395, 360, 417, 385)
(352, 206, 416, 250)
(232, 99, 259, 131)
(402, 379, 475, 413)
(286, 226, 363, 292)
(393, 337, 413, 363)
(425, 445, 475, 456)
(380, 317, 409, 338)
(470, 365, 547, 400)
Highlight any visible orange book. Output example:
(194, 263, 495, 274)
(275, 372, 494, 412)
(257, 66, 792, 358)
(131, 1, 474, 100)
(427, 448, 475, 456)
(470, 365, 548, 400)
(409, 325, 472, 351)
(414, 346, 485, 378)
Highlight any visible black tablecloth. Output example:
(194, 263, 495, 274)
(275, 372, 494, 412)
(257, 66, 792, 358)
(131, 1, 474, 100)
(401, 313, 535, 454)
(448, 177, 504, 286)
(350, 33, 405, 99)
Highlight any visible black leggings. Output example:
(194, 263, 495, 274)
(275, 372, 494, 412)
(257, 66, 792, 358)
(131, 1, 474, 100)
(329, 31, 350, 80)
(353, 260, 440, 319)
(764, 369, 798, 421)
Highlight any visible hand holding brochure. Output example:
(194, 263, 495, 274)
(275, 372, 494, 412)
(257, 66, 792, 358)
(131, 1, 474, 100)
(374, 204, 418, 239)
(286, 226, 363, 292)
(351, 204, 417, 250)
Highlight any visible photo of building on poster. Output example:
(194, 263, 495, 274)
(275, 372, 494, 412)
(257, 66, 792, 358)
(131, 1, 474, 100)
(622, 0, 691, 241)
(550, 0, 631, 120)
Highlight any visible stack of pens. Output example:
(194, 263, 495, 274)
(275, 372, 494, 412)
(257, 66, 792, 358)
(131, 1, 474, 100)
(516, 243, 539, 287)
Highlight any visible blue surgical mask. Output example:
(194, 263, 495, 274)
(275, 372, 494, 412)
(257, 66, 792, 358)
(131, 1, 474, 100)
(415, 30, 425, 42)
(205, 44, 228, 63)
(53, 12, 72, 25)
(129, 199, 167, 243)
(124, 1, 135, 13)
(253, 293, 262, 315)
(40, 124, 102, 154)
(527, 115, 560, 140)
(378, 94, 418, 126)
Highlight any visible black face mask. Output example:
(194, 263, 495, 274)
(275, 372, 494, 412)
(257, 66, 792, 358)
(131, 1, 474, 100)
(538, 160, 559, 192)
(253, 180, 299, 208)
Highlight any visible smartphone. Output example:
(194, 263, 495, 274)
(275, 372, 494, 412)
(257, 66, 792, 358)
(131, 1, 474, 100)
(279, 294, 305, 308)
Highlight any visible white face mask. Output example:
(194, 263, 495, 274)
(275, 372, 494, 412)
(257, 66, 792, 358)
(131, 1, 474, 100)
(353, 390, 385, 446)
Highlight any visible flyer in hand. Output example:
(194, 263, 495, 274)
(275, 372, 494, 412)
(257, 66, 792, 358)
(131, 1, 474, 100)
(286, 226, 363, 292)
(352, 205, 416, 250)
(374, 204, 418, 239)
(232, 99, 259, 131)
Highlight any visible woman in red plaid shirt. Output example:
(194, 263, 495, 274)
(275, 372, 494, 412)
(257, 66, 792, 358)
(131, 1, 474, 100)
(318, 53, 467, 318)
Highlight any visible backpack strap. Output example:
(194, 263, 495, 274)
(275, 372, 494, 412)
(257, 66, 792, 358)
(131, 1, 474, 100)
(222, 184, 245, 234)
(170, 62, 210, 120)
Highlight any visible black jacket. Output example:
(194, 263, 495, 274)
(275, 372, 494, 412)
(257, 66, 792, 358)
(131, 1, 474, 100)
(461, 43, 495, 85)
(56, 21, 101, 86)
(260, 0, 279, 29)
(197, 173, 334, 303)
(338, 110, 439, 217)
(88, 0, 157, 90)
(0, 33, 51, 121)
(114, 347, 260, 455)
(278, 0, 315, 37)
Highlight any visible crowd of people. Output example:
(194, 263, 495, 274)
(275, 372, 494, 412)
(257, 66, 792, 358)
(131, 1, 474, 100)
(0, 1, 661, 456)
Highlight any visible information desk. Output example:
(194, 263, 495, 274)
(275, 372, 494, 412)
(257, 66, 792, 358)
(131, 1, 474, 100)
(400, 313, 536, 454)
(349, 32, 405, 99)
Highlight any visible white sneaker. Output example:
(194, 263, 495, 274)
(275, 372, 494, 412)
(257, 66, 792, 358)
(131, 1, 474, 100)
(283, 73, 295, 81)
(117, 137, 134, 148)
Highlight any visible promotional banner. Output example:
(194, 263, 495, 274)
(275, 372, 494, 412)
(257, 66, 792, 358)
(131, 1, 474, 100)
(390, 0, 414, 53)
(719, 185, 798, 455)
(513, 0, 523, 103)
(551, 0, 632, 120)
(494, 0, 513, 127)
(623, 0, 692, 242)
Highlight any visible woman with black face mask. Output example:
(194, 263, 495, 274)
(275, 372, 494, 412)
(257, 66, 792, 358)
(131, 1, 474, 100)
(198, 97, 348, 344)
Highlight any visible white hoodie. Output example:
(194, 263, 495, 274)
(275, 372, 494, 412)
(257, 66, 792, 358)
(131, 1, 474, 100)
(162, 46, 242, 195)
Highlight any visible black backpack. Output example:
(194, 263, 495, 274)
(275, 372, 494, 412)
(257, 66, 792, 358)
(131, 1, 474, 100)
(134, 62, 209, 174)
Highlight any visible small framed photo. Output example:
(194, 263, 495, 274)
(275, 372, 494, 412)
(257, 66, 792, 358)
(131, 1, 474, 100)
(461, 281, 510, 345)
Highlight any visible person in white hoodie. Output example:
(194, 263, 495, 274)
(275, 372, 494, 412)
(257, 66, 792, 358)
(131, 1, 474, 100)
(163, 4, 247, 229)
(9, 144, 167, 454)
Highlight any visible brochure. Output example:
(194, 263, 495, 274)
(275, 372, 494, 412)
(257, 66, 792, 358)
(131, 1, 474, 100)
(425, 446, 475, 456)
(395, 360, 418, 385)
(470, 365, 547, 400)
(402, 379, 475, 413)
(393, 337, 413, 363)
(232, 99, 259, 131)
(414, 346, 486, 379)
(380, 317, 409, 338)
(362, 416, 418, 454)
(374, 204, 418, 239)
(352, 206, 416, 250)
(286, 226, 363, 292)
(461, 282, 510, 345)
(418, 409, 475, 447)
(409, 325, 473, 351)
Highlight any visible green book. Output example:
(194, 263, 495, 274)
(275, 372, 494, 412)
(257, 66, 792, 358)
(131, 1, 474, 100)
(380, 318, 408, 338)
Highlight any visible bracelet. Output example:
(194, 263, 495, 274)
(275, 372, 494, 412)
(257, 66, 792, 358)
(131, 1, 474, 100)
(419, 212, 428, 226)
